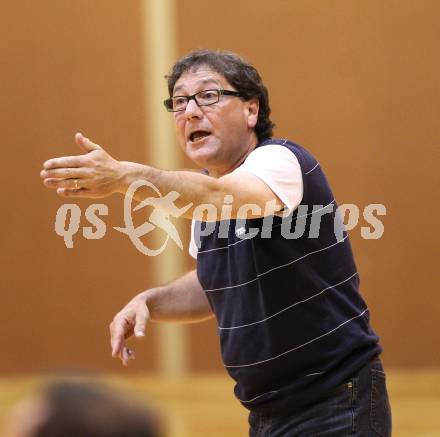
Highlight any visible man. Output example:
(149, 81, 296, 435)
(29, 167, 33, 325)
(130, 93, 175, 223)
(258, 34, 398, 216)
(41, 50, 391, 436)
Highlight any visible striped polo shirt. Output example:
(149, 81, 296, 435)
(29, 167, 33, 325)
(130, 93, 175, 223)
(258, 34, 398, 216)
(194, 139, 382, 414)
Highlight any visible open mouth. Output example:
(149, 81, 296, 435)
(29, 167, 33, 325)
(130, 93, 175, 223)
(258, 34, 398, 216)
(189, 130, 211, 143)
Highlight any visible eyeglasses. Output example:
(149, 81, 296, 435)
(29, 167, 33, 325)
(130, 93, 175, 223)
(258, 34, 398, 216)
(163, 89, 242, 112)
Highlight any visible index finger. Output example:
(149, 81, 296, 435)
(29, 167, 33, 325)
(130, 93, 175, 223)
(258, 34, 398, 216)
(110, 320, 128, 357)
(43, 156, 86, 170)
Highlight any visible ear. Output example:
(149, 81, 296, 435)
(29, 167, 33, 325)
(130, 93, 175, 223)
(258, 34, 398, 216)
(246, 99, 259, 130)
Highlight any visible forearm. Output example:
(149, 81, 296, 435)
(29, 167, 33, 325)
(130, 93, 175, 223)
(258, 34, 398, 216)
(117, 161, 222, 218)
(143, 270, 213, 323)
(116, 161, 282, 220)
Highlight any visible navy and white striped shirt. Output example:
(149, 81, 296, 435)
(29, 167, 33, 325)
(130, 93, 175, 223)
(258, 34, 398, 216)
(194, 139, 382, 414)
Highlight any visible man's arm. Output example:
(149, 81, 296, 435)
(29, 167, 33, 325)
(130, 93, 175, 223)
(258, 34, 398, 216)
(145, 270, 212, 323)
(40, 133, 285, 219)
(109, 270, 212, 366)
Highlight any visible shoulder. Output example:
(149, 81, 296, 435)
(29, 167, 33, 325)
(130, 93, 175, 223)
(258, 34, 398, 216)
(255, 138, 320, 174)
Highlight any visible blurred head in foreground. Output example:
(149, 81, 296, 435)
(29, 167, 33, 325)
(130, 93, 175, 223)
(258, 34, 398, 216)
(5, 380, 162, 437)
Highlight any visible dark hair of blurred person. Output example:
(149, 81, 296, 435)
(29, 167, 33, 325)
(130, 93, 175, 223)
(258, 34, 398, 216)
(5, 380, 163, 437)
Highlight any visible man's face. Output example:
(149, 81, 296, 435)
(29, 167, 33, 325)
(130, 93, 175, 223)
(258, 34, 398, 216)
(172, 67, 259, 177)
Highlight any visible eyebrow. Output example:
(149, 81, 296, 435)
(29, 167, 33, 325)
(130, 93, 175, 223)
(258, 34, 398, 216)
(173, 78, 222, 95)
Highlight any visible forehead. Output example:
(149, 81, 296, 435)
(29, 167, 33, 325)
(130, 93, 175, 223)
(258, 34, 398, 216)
(173, 68, 230, 94)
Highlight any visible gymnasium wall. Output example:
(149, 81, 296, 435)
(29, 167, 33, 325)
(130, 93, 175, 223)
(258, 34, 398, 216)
(0, 0, 438, 373)
(0, 1, 159, 373)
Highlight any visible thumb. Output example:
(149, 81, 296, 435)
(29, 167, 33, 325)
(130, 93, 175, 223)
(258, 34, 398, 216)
(74, 132, 102, 153)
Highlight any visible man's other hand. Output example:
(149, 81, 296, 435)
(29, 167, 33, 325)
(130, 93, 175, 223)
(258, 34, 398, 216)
(109, 292, 150, 366)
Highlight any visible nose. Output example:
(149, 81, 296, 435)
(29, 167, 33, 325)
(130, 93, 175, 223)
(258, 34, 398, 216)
(185, 98, 203, 120)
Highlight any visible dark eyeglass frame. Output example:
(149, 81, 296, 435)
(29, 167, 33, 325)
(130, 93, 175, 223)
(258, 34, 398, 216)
(163, 89, 242, 112)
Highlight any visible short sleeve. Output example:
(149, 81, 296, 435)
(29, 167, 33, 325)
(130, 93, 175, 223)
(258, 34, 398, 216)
(189, 219, 198, 259)
(231, 144, 303, 213)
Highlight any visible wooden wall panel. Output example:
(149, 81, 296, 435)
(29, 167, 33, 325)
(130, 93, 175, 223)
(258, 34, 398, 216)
(0, 0, 159, 372)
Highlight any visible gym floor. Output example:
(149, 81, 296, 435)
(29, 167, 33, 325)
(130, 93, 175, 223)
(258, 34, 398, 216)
(1, 369, 439, 436)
